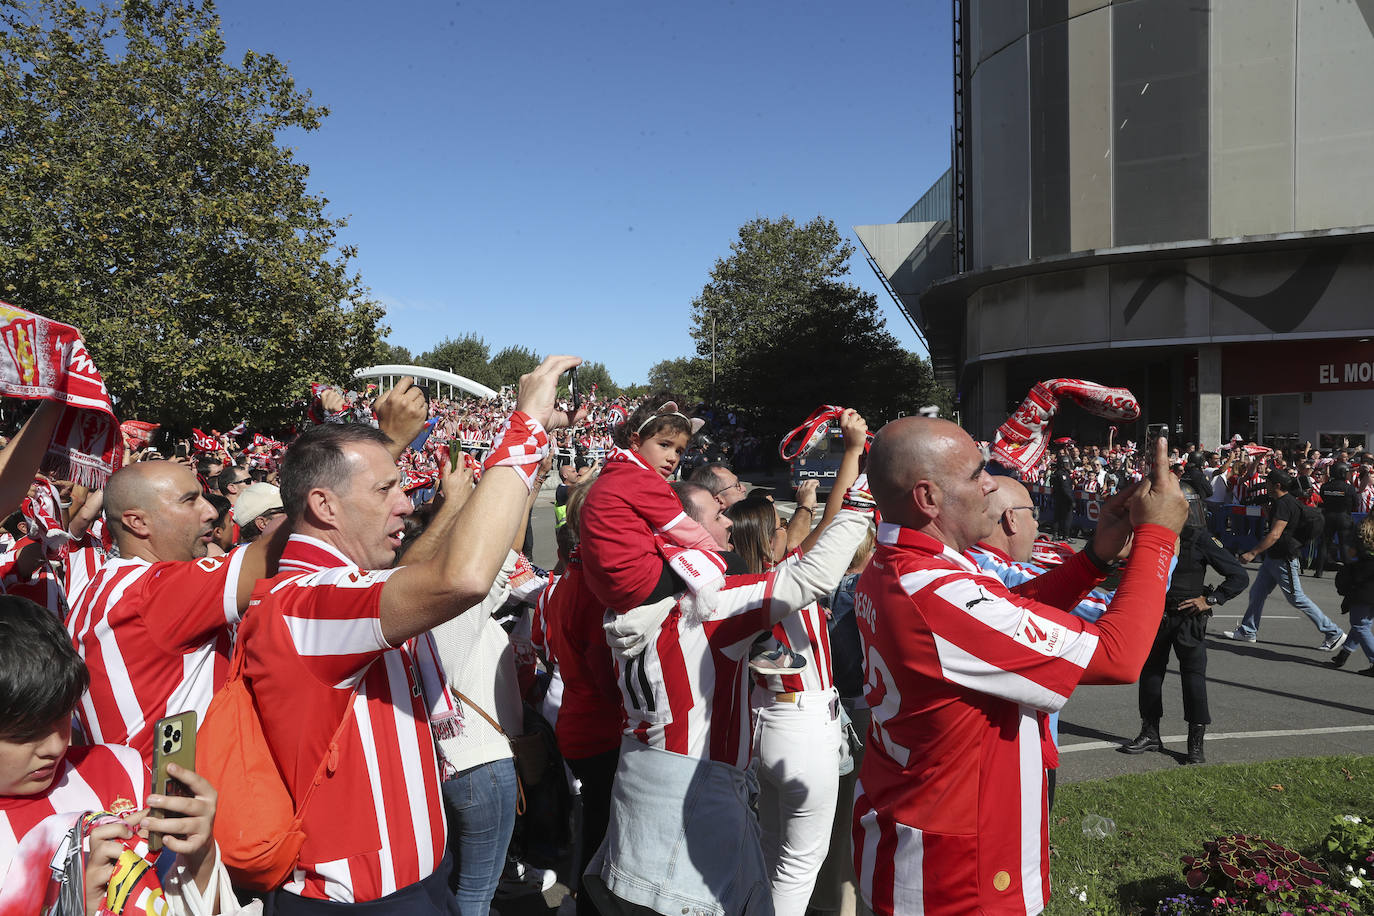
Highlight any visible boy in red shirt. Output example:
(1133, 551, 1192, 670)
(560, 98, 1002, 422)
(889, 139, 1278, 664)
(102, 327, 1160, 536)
(0, 595, 224, 915)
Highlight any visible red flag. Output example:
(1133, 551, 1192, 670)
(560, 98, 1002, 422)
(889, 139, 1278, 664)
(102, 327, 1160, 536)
(192, 428, 218, 453)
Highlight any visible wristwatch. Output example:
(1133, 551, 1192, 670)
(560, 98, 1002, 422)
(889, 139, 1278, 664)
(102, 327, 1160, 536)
(1205, 594, 1220, 607)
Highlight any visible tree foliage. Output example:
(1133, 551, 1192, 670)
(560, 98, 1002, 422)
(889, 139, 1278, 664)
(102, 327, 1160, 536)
(689, 215, 949, 438)
(415, 334, 498, 389)
(488, 344, 540, 388)
(376, 341, 413, 365)
(0, 0, 388, 427)
(572, 360, 619, 399)
(647, 356, 710, 403)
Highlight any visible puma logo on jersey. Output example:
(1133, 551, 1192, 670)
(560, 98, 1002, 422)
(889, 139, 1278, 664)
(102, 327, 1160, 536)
(965, 592, 994, 611)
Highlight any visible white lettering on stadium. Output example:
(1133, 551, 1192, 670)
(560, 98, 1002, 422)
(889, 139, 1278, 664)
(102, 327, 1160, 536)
(1318, 362, 1374, 385)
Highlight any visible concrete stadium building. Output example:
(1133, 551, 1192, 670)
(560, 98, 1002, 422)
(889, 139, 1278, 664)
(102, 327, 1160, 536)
(857, 0, 1374, 453)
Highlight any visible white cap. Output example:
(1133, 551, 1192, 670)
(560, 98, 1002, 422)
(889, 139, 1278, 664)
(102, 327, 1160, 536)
(234, 483, 283, 527)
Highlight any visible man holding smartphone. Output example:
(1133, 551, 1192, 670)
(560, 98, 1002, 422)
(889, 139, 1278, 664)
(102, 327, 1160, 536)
(237, 358, 581, 913)
(67, 381, 430, 766)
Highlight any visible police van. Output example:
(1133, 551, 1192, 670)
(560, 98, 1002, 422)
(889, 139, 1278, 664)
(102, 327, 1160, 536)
(789, 427, 847, 494)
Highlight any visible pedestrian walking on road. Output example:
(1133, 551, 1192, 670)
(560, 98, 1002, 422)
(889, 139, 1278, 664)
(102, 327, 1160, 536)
(1224, 470, 1347, 652)
(1330, 515, 1374, 673)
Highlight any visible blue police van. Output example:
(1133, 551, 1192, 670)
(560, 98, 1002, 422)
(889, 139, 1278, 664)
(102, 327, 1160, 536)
(788, 427, 847, 495)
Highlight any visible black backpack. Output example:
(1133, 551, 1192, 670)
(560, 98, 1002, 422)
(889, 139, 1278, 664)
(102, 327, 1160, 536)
(1291, 501, 1323, 546)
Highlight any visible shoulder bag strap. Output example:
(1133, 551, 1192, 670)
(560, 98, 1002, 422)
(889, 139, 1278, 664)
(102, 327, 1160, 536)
(449, 688, 527, 813)
(451, 688, 507, 737)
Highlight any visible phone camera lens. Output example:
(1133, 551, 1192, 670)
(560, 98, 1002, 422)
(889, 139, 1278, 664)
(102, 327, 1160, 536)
(163, 740, 172, 754)
(163, 724, 173, 737)
(172, 729, 181, 742)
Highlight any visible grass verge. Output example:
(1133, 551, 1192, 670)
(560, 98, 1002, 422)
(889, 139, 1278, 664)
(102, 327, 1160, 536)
(1046, 755, 1374, 914)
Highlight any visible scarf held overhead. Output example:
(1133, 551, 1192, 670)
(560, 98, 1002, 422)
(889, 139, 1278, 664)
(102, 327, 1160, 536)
(0, 302, 121, 487)
(991, 379, 1140, 477)
(779, 405, 872, 462)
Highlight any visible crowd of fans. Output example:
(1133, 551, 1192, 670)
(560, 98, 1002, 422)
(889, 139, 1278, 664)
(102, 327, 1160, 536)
(5, 339, 1374, 916)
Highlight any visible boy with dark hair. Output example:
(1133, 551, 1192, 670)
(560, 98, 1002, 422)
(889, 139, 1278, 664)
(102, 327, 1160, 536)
(0, 595, 226, 914)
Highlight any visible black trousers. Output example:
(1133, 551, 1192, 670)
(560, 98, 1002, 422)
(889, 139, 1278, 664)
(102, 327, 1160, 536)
(1052, 498, 1073, 539)
(568, 746, 620, 916)
(1315, 513, 1353, 575)
(1137, 611, 1210, 725)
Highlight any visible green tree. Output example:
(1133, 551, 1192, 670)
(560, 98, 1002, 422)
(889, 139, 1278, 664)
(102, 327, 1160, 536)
(571, 360, 618, 400)
(416, 334, 498, 389)
(488, 345, 540, 387)
(690, 215, 948, 440)
(0, 0, 387, 427)
(376, 341, 413, 365)
(647, 356, 710, 403)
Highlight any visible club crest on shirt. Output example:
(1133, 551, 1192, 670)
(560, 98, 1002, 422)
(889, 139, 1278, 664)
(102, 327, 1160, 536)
(1013, 608, 1068, 657)
(108, 796, 136, 817)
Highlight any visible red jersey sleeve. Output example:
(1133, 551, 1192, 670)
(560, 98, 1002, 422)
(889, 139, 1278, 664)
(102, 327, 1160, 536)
(925, 573, 1101, 712)
(137, 548, 248, 654)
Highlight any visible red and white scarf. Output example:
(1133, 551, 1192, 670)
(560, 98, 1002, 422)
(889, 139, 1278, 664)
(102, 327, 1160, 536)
(482, 411, 548, 491)
(991, 379, 1140, 476)
(779, 404, 872, 462)
(0, 303, 121, 487)
(21, 477, 69, 554)
(119, 420, 158, 451)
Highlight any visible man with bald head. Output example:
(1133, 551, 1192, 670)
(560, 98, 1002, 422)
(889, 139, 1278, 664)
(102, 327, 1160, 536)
(968, 476, 1112, 625)
(65, 458, 287, 764)
(851, 418, 1186, 916)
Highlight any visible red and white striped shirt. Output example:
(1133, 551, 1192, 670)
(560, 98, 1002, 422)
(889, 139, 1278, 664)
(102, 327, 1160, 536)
(614, 573, 775, 769)
(852, 524, 1102, 916)
(240, 535, 446, 904)
(60, 535, 106, 607)
(0, 745, 146, 915)
(0, 536, 69, 617)
(610, 510, 870, 769)
(66, 549, 246, 764)
(1360, 482, 1374, 514)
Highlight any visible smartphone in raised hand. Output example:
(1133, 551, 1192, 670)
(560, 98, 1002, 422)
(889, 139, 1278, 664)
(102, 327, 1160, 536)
(148, 711, 197, 853)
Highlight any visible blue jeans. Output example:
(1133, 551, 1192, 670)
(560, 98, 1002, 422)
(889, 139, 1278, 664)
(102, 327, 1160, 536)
(442, 757, 518, 916)
(1350, 603, 1374, 663)
(1235, 556, 1342, 640)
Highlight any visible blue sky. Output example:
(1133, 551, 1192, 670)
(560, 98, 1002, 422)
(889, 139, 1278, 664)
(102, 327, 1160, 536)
(219, 1, 953, 385)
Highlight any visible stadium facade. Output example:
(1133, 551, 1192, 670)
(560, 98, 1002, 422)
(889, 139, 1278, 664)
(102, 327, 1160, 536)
(856, 0, 1374, 453)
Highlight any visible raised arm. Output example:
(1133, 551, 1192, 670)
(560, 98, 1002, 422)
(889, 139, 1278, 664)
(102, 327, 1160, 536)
(374, 378, 431, 461)
(377, 356, 583, 646)
(767, 509, 869, 624)
(1081, 437, 1189, 684)
(0, 400, 62, 519)
(798, 409, 867, 556)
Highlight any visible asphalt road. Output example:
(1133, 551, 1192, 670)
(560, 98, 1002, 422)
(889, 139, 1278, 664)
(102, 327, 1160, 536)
(1055, 552, 1374, 783)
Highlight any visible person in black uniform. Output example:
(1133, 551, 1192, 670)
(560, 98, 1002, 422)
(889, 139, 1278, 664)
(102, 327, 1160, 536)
(1050, 457, 1075, 540)
(1181, 451, 1212, 503)
(1121, 481, 1249, 764)
(1316, 462, 1358, 578)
